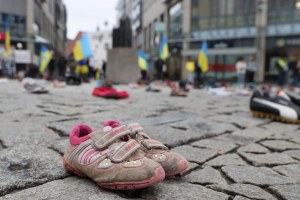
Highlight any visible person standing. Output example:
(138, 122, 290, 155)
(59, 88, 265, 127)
(185, 56, 195, 84)
(155, 57, 164, 81)
(102, 60, 107, 79)
(289, 54, 299, 87)
(57, 56, 67, 81)
(276, 56, 289, 87)
(47, 54, 57, 81)
(246, 55, 257, 84)
(194, 59, 203, 88)
(235, 57, 247, 88)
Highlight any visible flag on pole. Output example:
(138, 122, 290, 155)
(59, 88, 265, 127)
(198, 41, 209, 72)
(73, 33, 92, 61)
(39, 45, 53, 74)
(159, 34, 169, 61)
(4, 17, 11, 56)
(138, 50, 148, 70)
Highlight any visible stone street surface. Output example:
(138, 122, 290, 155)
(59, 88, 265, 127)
(0, 80, 300, 200)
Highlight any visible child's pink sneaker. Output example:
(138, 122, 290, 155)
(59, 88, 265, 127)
(63, 124, 165, 190)
(103, 121, 189, 176)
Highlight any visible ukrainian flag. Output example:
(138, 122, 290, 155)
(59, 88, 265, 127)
(73, 33, 92, 61)
(4, 18, 10, 56)
(138, 50, 148, 70)
(198, 41, 209, 72)
(39, 45, 53, 74)
(159, 34, 169, 61)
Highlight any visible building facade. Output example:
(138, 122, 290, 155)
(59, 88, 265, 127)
(0, 0, 67, 58)
(117, 0, 300, 81)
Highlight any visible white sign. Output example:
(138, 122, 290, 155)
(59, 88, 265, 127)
(15, 50, 31, 64)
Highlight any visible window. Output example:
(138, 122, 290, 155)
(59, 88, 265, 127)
(169, 1, 183, 38)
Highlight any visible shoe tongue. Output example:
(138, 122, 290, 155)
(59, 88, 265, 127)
(101, 121, 130, 142)
(278, 90, 291, 101)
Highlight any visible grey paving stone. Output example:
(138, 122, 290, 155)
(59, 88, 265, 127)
(47, 119, 99, 136)
(229, 127, 273, 144)
(222, 166, 295, 186)
(191, 139, 237, 154)
(50, 138, 68, 155)
(239, 152, 299, 166)
(172, 145, 218, 164)
(261, 140, 300, 151)
(0, 145, 68, 196)
(185, 166, 227, 185)
(269, 184, 300, 200)
(124, 112, 194, 126)
(209, 183, 276, 200)
(233, 196, 251, 200)
(207, 112, 269, 128)
(277, 130, 300, 144)
(0, 177, 126, 200)
(168, 117, 238, 140)
(204, 153, 247, 167)
(140, 180, 229, 200)
(214, 133, 257, 146)
(273, 164, 300, 183)
(179, 162, 199, 177)
(237, 143, 270, 154)
(283, 150, 300, 160)
(260, 122, 299, 136)
(143, 126, 203, 148)
(0, 122, 59, 147)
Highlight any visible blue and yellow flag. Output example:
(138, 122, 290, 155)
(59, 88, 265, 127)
(4, 18, 11, 56)
(159, 34, 169, 61)
(73, 33, 92, 61)
(39, 45, 53, 74)
(198, 41, 209, 72)
(138, 50, 148, 70)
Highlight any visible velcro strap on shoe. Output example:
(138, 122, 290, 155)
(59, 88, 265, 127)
(128, 123, 150, 138)
(140, 139, 168, 150)
(90, 125, 131, 149)
(108, 140, 141, 162)
(128, 123, 144, 133)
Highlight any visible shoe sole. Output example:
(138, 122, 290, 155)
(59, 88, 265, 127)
(251, 111, 300, 124)
(165, 160, 189, 177)
(63, 157, 165, 190)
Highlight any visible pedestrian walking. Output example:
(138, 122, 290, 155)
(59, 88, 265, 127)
(235, 57, 247, 88)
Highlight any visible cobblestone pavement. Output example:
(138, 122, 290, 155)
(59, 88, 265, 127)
(0, 80, 299, 200)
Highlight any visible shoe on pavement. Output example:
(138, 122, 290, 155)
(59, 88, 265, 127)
(63, 124, 165, 190)
(250, 90, 300, 124)
(102, 121, 189, 176)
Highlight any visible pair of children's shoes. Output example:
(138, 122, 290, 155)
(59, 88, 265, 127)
(63, 120, 189, 190)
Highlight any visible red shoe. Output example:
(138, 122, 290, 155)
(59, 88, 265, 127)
(92, 86, 129, 99)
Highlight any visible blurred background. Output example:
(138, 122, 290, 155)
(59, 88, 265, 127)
(0, 0, 299, 84)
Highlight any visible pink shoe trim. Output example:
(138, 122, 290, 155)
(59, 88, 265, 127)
(63, 157, 86, 177)
(165, 159, 189, 177)
(103, 120, 121, 128)
(70, 124, 92, 146)
(64, 156, 164, 190)
(98, 166, 165, 190)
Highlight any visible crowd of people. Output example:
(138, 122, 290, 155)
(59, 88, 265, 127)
(235, 55, 300, 89)
(0, 53, 107, 86)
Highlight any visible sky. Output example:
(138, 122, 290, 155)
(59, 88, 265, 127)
(63, 0, 119, 39)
